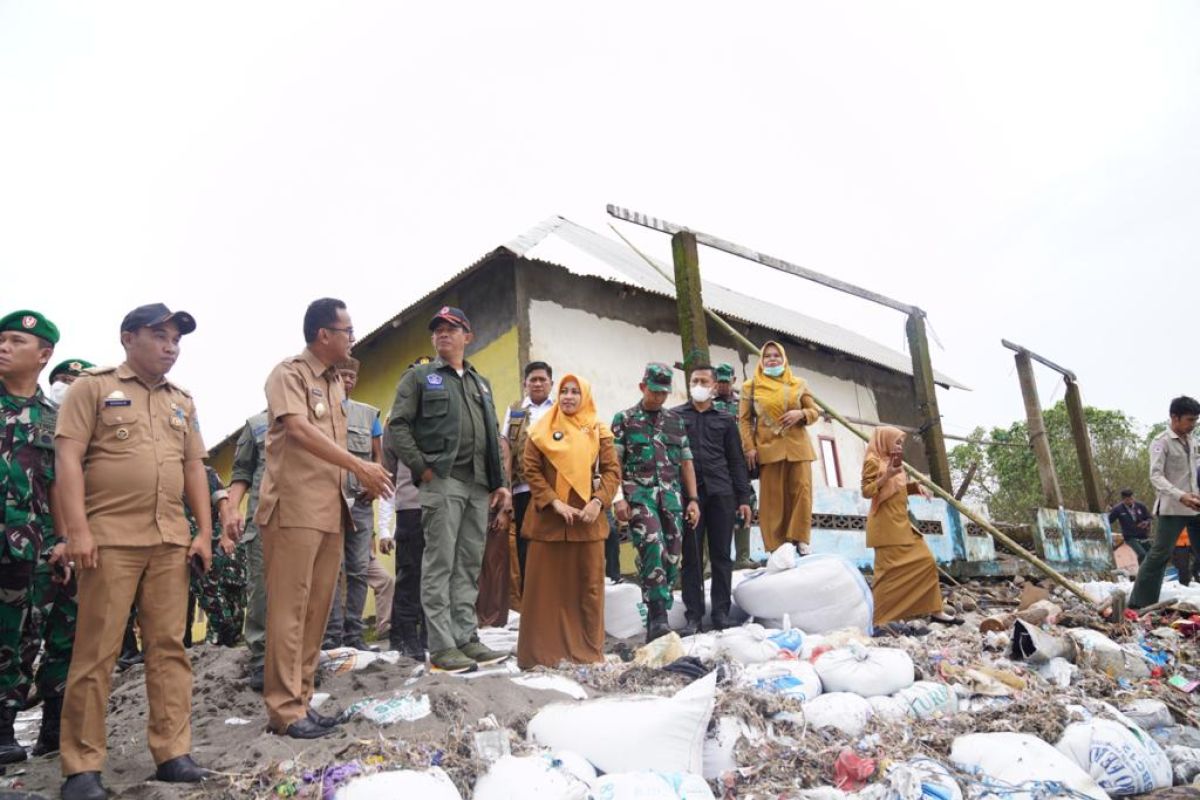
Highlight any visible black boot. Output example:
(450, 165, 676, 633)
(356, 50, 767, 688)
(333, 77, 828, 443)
(646, 600, 670, 643)
(31, 694, 61, 756)
(0, 705, 27, 764)
(392, 624, 424, 660)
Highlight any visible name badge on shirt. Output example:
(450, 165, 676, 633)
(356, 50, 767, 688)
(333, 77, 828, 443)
(104, 399, 132, 407)
(427, 373, 444, 387)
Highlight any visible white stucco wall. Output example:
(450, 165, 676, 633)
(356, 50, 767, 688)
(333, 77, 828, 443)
(528, 299, 879, 487)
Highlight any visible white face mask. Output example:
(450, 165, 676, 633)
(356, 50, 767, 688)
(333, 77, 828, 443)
(48, 380, 71, 406)
(690, 385, 713, 404)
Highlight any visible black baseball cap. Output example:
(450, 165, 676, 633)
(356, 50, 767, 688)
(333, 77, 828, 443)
(1120, 488, 1134, 498)
(120, 303, 197, 335)
(428, 306, 470, 332)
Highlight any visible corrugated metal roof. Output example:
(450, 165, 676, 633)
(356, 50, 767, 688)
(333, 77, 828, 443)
(504, 216, 967, 390)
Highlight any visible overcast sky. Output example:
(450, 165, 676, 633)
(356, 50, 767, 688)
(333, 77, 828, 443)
(2, 2, 1196, 447)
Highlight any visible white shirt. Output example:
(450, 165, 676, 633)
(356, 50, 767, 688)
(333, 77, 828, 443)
(503, 395, 555, 495)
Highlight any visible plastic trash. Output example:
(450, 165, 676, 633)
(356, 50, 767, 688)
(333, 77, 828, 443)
(814, 643, 915, 697)
(1067, 629, 1151, 680)
(1010, 619, 1077, 664)
(882, 757, 964, 800)
(950, 732, 1108, 800)
(605, 582, 647, 639)
(473, 754, 592, 800)
(1056, 716, 1172, 795)
(634, 632, 685, 668)
(340, 692, 431, 724)
(510, 675, 589, 700)
(678, 632, 720, 661)
(1035, 657, 1077, 689)
(591, 771, 716, 800)
(1163, 744, 1200, 784)
(833, 748, 876, 790)
(894, 681, 958, 720)
(334, 767, 463, 799)
(320, 647, 402, 675)
(1120, 699, 1173, 731)
(734, 553, 874, 635)
(527, 671, 717, 775)
(737, 660, 823, 701)
(802, 692, 874, 737)
(478, 626, 519, 654)
(702, 716, 751, 780)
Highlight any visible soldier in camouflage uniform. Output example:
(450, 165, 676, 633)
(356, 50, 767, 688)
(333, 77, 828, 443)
(225, 410, 268, 689)
(611, 363, 701, 643)
(715, 363, 758, 569)
(186, 467, 240, 646)
(0, 310, 71, 763)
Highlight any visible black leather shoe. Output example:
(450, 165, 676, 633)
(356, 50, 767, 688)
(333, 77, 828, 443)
(708, 614, 730, 631)
(155, 754, 210, 783)
(246, 665, 264, 692)
(61, 771, 106, 800)
(307, 707, 341, 728)
(677, 618, 701, 637)
(284, 718, 335, 739)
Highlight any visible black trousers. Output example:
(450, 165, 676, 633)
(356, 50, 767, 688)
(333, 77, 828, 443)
(514, 491, 532, 590)
(389, 509, 425, 643)
(605, 512, 622, 582)
(681, 491, 735, 621)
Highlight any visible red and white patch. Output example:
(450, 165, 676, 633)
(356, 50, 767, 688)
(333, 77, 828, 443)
(21, 316, 36, 329)
(439, 306, 450, 315)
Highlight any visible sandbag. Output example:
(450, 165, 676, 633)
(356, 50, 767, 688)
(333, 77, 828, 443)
(868, 695, 911, 722)
(715, 624, 780, 664)
(1067, 629, 1151, 680)
(702, 717, 750, 780)
(734, 553, 873, 634)
(678, 632, 721, 662)
(814, 643, 915, 697)
(1120, 699, 1173, 731)
(473, 754, 592, 800)
(334, 767, 462, 799)
(802, 692, 873, 737)
(894, 681, 958, 720)
(592, 771, 716, 800)
(605, 582, 646, 639)
(1056, 717, 1172, 795)
(950, 733, 1108, 800)
(527, 672, 717, 775)
(738, 660, 823, 702)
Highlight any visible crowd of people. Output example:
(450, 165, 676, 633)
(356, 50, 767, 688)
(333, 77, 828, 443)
(17, 299, 1188, 799)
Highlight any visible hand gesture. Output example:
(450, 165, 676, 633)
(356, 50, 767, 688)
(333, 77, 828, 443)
(355, 462, 395, 500)
(224, 510, 246, 543)
(187, 536, 213, 573)
(779, 410, 806, 428)
(551, 499, 579, 526)
(48, 542, 72, 585)
(579, 498, 602, 525)
(614, 499, 631, 523)
(379, 537, 395, 555)
(65, 525, 99, 570)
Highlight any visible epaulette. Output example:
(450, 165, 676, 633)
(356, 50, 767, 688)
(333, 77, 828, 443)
(81, 366, 116, 376)
(166, 380, 193, 398)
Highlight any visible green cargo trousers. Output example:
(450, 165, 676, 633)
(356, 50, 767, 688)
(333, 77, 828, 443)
(242, 534, 268, 669)
(1130, 515, 1197, 608)
(419, 475, 489, 654)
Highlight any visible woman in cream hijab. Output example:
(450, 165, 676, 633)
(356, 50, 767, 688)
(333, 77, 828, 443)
(738, 341, 820, 552)
(516, 374, 621, 669)
(862, 426, 959, 627)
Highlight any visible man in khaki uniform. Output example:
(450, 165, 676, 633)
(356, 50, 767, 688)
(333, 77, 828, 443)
(56, 304, 213, 800)
(256, 298, 392, 739)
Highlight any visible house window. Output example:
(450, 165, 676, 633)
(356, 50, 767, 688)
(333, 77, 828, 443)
(818, 436, 842, 488)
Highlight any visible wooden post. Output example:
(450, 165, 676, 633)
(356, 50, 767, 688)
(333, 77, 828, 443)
(1064, 378, 1103, 512)
(671, 231, 710, 381)
(905, 311, 953, 492)
(1014, 350, 1064, 507)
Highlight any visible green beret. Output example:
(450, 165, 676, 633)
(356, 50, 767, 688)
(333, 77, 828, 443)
(642, 362, 673, 392)
(0, 310, 59, 346)
(49, 358, 95, 382)
(715, 363, 736, 382)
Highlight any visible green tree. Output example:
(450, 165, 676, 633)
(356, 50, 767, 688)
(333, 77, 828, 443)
(949, 402, 1154, 523)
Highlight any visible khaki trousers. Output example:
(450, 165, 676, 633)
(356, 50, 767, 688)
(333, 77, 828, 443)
(263, 523, 343, 732)
(366, 555, 395, 638)
(61, 544, 191, 776)
(758, 459, 813, 552)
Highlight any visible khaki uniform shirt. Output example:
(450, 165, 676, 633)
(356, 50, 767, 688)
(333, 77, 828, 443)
(54, 364, 207, 547)
(254, 349, 350, 534)
(1149, 428, 1200, 517)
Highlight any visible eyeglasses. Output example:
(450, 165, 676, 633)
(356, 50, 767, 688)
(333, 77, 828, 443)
(323, 326, 355, 340)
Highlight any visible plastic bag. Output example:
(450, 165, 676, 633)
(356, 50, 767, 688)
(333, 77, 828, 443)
(1120, 699, 1173, 731)
(634, 632, 685, 668)
(1067, 629, 1151, 680)
(714, 624, 780, 664)
(340, 692, 431, 724)
(734, 553, 874, 635)
(527, 672, 717, 775)
(1056, 717, 1172, 795)
(950, 732, 1108, 800)
(702, 716, 751, 780)
(882, 757, 964, 800)
(592, 771, 716, 800)
(320, 647, 401, 675)
(814, 643, 915, 697)
(605, 583, 647, 639)
(802, 692, 874, 737)
(738, 660, 823, 701)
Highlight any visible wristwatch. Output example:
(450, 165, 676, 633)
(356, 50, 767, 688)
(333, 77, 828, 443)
(687, 496, 699, 504)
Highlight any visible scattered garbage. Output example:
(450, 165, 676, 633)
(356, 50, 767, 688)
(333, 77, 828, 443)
(591, 771, 716, 800)
(1067, 628, 1152, 680)
(733, 551, 874, 634)
(340, 692, 431, 724)
(881, 757, 963, 800)
(319, 647, 401, 675)
(813, 643, 915, 697)
(1120, 698, 1173, 731)
(527, 671, 717, 774)
(634, 632, 685, 668)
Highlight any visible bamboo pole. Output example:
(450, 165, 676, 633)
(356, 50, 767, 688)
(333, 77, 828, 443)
(608, 223, 1100, 608)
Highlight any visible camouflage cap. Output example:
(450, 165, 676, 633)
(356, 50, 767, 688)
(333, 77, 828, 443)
(642, 362, 673, 392)
(715, 363, 736, 383)
(49, 358, 95, 382)
(336, 357, 361, 374)
(0, 310, 60, 345)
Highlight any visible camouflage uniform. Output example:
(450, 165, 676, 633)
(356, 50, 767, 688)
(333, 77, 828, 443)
(0, 383, 70, 710)
(611, 366, 694, 606)
(188, 466, 245, 646)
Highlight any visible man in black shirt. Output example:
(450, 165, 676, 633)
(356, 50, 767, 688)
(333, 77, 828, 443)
(1109, 488, 1152, 561)
(673, 365, 753, 633)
